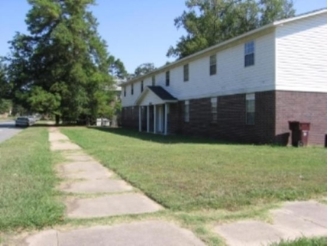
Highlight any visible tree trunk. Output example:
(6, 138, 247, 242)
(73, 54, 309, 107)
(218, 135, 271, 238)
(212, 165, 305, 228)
(55, 115, 60, 125)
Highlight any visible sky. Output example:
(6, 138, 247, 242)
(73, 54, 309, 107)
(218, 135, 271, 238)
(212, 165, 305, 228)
(0, 0, 326, 73)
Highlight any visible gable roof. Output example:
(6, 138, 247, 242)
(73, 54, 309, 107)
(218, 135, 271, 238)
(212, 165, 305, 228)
(148, 86, 177, 100)
(122, 8, 327, 87)
(135, 86, 177, 105)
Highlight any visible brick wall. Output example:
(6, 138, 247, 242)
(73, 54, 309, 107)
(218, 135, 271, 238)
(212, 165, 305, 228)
(121, 91, 326, 146)
(177, 92, 276, 144)
(275, 91, 327, 146)
(121, 106, 139, 129)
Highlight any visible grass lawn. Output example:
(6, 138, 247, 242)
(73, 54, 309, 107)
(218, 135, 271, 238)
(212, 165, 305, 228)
(0, 127, 64, 230)
(271, 237, 327, 246)
(61, 127, 327, 211)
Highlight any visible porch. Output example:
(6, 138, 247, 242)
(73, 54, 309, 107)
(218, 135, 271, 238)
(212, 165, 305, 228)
(135, 86, 177, 135)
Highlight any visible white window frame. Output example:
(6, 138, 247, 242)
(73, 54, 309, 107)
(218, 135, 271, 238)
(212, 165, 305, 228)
(184, 100, 190, 122)
(210, 55, 217, 75)
(183, 64, 189, 82)
(244, 41, 255, 67)
(166, 71, 170, 86)
(246, 93, 255, 125)
(152, 75, 156, 86)
(211, 97, 217, 123)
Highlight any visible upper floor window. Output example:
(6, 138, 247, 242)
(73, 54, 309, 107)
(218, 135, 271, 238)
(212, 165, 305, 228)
(244, 41, 255, 67)
(141, 80, 144, 92)
(183, 64, 189, 82)
(131, 83, 134, 95)
(211, 97, 217, 122)
(246, 93, 255, 125)
(166, 71, 170, 86)
(210, 55, 217, 75)
(184, 100, 190, 122)
(152, 75, 156, 86)
(123, 86, 126, 97)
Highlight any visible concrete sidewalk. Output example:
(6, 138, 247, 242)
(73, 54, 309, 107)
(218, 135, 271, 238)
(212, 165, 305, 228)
(214, 200, 327, 246)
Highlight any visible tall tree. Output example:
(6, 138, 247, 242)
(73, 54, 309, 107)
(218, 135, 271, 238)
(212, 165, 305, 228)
(6, 0, 114, 124)
(133, 63, 156, 77)
(108, 55, 128, 80)
(167, 0, 295, 59)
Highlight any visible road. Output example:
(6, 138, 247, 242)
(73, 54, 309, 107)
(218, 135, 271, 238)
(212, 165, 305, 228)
(0, 121, 23, 144)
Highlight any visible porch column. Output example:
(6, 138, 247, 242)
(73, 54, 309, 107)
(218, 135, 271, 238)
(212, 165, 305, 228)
(153, 104, 157, 134)
(138, 106, 142, 132)
(164, 103, 168, 135)
(147, 106, 150, 132)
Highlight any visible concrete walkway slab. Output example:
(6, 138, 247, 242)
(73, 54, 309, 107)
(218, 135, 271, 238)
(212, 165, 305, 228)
(58, 162, 111, 175)
(23, 221, 205, 246)
(63, 153, 96, 162)
(66, 193, 162, 218)
(59, 179, 133, 194)
(51, 142, 81, 151)
(24, 230, 57, 246)
(271, 209, 327, 238)
(214, 220, 286, 246)
(49, 133, 69, 142)
(281, 201, 327, 227)
(214, 201, 327, 246)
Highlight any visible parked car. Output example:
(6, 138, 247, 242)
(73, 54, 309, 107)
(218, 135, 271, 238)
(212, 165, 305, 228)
(15, 116, 34, 127)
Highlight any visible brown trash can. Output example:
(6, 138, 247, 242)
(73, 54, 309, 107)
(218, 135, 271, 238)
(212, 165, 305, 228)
(288, 121, 310, 147)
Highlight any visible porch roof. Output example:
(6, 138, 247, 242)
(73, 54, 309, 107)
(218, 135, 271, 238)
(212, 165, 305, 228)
(135, 86, 178, 106)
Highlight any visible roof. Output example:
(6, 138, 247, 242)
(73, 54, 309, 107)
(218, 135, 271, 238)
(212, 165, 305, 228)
(122, 8, 327, 87)
(135, 86, 178, 105)
(147, 86, 177, 101)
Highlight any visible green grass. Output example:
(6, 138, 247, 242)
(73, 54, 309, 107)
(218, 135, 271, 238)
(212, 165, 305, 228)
(271, 237, 327, 246)
(0, 127, 64, 230)
(61, 127, 327, 211)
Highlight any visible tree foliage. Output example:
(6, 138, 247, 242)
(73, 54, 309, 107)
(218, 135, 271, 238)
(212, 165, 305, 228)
(167, 0, 295, 59)
(133, 63, 156, 77)
(6, 0, 115, 123)
(108, 55, 128, 80)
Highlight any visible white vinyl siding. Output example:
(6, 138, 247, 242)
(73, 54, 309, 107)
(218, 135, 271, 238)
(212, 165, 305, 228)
(122, 32, 275, 107)
(275, 12, 327, 92)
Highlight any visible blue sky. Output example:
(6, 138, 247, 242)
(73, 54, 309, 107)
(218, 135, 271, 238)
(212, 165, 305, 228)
(0, 0, 326, 73)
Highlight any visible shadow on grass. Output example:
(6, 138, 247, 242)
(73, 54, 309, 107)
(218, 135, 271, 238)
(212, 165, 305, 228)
(88, 127, 261, 146)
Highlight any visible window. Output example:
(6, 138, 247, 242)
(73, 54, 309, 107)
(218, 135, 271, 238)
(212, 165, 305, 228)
(210, 55, 217, 75)
(166, 71, 170, 86)
(141, 80, 144, 92)
(183, 64, 189, 82)
(152, 75, 156, 86)
(244, 41, 255, 67)
(123, 86, 126, 97)
(184, 100, 190, 122)
(131, 84, 134, 95)
(246, 93, 255, 125)
(211, 97, 217, 122)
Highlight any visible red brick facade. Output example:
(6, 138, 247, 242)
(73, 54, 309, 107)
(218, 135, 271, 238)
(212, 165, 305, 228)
(275, 91, 327, 145)
(121, 90, 327, 146)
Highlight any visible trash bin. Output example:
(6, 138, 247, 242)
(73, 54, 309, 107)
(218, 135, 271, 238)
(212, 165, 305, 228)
(288, 121, 310, 147)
